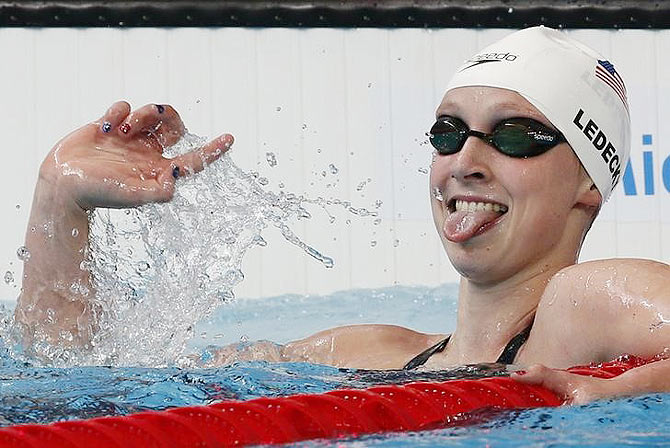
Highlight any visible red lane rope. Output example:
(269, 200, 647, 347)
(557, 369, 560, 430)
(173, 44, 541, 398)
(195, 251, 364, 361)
(0, 356, 652, 448)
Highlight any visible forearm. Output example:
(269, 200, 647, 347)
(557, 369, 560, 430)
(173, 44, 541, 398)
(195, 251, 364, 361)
(606, 358, 670, 397)
(514, 357, 670, 404)
(15, 177, 97, 347)
(199, 341, 286, 367)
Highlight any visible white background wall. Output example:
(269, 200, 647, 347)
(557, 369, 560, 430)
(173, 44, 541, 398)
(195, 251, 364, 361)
(0, 27, 668, 302)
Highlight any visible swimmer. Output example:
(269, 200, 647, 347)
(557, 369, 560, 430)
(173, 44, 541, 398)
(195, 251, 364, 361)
(16, 27, 670, 405)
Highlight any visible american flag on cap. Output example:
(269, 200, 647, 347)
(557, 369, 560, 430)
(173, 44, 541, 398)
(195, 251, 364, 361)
(595, 60, 628, 110)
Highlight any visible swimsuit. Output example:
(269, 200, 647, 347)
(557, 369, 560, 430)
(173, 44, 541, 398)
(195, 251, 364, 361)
(403, 322, 533, 370)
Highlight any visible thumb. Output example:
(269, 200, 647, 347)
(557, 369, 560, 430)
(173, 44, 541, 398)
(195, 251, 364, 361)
(512, 364, 575, 402)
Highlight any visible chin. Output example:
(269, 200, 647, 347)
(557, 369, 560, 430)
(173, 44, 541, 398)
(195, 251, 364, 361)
(446, 245, 504, 283)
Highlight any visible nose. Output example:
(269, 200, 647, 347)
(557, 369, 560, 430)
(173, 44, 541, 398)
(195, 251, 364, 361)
(434, 135, 494, 183)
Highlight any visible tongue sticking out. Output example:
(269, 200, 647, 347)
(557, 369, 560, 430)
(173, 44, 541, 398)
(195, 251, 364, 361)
(443, 208, 505, 243)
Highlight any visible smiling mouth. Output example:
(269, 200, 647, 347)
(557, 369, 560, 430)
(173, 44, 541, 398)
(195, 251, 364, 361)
(448, 199, 508, 214)
(443, 198, 509, 243)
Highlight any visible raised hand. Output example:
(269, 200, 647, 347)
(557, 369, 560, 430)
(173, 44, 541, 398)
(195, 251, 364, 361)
(40, 101, 233, 210)
(16, 101, 234, 354)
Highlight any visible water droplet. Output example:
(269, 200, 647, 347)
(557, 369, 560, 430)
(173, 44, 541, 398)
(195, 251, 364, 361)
(373, 218, 382, 225)
(43, 221, 54, 238)
(59, 330, 74, 342)
(137, 261, 150, 272)
(278, 182, 285, 189)
(367, 82, 373, 88)
(393, 239, 400, 247)
(15, 204, 20, 210)
(252, 235, 267, 247)
(71, 228, 79, 238)
(275, 106, 282, 112)
(370, 240, 377, 247)
(224, 235, 237, 244)
(4, 271, 14, 285)
(265, 152, 277, 167)
(316, 148, 322, 154)
(301, 123, 308, 130)
(431, 187, 444, 201)
(328, 164, 339, 175)
(16, 246, 30, 261)
(223, 269, 244, 286)
(417, 167, 428, 175)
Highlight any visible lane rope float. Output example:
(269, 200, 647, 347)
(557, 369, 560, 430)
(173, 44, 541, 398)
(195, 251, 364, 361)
(0, 356, 652, 448)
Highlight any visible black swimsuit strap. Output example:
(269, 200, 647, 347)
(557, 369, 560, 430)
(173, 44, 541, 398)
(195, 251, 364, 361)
(402, 335, 451, 370)
(495, 321, 533, 365)
(402, 322, 533, 370)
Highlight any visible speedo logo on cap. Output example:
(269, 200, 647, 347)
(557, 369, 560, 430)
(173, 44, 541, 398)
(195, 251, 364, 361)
(460, 52, 518, 71)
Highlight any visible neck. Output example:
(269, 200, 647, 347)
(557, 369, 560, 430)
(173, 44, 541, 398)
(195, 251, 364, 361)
(450, 257, 575, 363)
(442, 209, 591, 364)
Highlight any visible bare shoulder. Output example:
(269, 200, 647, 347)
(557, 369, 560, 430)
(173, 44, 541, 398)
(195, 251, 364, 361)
(558, 258, 669, 288)
(522, 258, 670, 367)
(282, 324, 446, 370)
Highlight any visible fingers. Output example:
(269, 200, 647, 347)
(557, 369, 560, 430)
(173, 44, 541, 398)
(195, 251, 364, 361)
(513, 364, 581, 404)
(119, 103, 186, 149)
(150, 104, 187, 147)
(98, 101, 131, 133)
(170, 133, 234, 177)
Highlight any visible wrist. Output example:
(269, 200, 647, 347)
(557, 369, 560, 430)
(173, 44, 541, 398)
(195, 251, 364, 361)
(32, 177, 88, 221)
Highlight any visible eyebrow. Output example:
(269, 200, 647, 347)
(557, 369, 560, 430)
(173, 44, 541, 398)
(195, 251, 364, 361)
(435, 101, 554, 128)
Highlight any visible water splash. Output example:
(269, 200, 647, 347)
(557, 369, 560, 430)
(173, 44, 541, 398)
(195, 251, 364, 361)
(10, 133, 375, 368)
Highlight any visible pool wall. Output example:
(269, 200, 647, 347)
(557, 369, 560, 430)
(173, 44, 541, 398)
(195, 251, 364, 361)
(1, 18, 668, 301)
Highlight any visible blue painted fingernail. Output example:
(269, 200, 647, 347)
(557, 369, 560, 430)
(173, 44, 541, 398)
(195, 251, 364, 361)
(156, 104, 165, 114)
(101, 121, 112, 133)
(172, 166, 180, 179)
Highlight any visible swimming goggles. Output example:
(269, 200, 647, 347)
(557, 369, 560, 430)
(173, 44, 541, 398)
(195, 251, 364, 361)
(429, 116, 566, 158)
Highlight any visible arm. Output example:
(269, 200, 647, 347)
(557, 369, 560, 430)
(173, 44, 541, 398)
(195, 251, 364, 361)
(515, 258, 670, 403)
(15, 101, 233, 350)
(200, 324, 444, 370)
(520, 258, 670, 368)
(513, 357, 670, 405)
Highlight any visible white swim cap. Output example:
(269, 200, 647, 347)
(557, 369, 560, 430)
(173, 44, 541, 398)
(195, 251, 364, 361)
(446, 26, 631, 203)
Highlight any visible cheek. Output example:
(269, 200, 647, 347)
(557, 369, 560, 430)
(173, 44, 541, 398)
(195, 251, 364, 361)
(429, 155, 446, 185)
(508, 158, 581, 226)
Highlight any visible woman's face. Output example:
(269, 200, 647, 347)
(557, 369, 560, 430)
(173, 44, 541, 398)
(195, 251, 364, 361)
(430, 86, 591, 284)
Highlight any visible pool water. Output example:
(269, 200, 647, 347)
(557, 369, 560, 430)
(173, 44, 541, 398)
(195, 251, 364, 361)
(1, 283, 669, 447)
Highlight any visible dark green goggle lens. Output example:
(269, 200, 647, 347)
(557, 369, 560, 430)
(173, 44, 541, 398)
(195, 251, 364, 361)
(428, 119, 468, 153)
